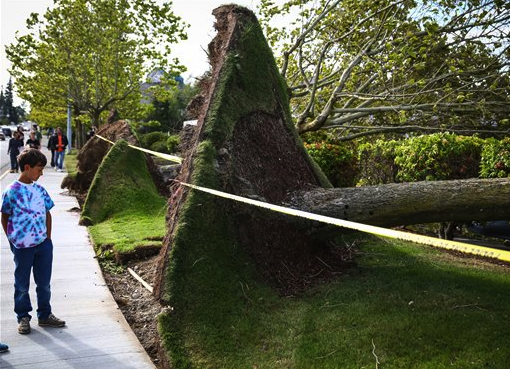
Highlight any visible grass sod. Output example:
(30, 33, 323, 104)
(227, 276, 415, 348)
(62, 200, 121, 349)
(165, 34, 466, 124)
(164, 234, 510, 368)
(63, 148, 78, 177)
(80, 140, 167, 255)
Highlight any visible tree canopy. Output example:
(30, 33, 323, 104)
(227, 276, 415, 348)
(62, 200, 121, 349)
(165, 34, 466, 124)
(0, 78, 24, 125)
(6, 0, 188, 127)
(259, 0, 510, 139)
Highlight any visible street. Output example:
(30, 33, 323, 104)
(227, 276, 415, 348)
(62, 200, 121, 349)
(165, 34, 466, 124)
(0, 139, 11, 172)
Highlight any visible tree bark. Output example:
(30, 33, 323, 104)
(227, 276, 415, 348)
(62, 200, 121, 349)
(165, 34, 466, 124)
(287, 178, 510, 230)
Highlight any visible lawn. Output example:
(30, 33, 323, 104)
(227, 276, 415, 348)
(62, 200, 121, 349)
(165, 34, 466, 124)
(174, 235, 510, 368)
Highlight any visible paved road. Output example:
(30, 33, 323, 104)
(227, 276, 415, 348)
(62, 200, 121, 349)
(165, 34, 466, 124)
(0, 152, 156, 368)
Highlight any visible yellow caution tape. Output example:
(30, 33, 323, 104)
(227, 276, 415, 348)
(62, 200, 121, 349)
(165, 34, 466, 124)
(94, 133, 510, 263)
(179, 181, 510, 263)
(95, 134, 182, 163)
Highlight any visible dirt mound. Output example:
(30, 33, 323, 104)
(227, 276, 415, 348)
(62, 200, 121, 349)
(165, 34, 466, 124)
(62, 120, 168, 197)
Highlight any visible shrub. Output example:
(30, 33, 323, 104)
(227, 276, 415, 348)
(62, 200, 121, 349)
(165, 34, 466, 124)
(480, 137, 510, 178)
(140, 131, 168, 149)
(394, 133, 483, 182)
(303, 140, 357, 187)
(150, 141, 170, 154)
(357, 139, 400, 185)
(166, 135, 180, 153)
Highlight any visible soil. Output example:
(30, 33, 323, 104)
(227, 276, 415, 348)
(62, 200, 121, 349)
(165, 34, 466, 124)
(102, 256, 165, 368)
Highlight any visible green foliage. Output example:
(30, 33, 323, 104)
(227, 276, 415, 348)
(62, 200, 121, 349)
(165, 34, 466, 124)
(150, 141, 170, 154)
(6, 0, 187, 126)
(260, 0, 510, 136)
(28, 106, 67, 130)
(394, 133, 483, 182)
(146, 83, 198, 133)
(303, 133, 357, 187)
(140, 131, 168, 149)
(480, 137, 510, 178)
(139, 131, 179, 155)
(94, 246, 125, 274)
(166, 135, 180, 153)
(1, 78, 22, 124)
(357, 139, 401, 185)
(308, 132, 509, 187)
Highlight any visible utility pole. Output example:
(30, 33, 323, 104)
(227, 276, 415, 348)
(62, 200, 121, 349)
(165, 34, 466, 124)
(66, 101, 72, 153)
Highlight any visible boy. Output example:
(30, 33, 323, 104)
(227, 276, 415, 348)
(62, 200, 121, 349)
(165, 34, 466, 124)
(1, 149, 65, 334)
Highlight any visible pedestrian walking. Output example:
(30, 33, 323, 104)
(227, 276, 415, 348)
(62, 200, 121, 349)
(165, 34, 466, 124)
(7, 132, 24, 173)
(54, 127, 68, 172)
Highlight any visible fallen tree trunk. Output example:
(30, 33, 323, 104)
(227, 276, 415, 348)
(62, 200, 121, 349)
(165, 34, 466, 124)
(287, 178, 510, 230)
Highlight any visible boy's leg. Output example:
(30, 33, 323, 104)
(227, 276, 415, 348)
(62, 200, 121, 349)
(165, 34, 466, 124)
(32, 238, 53, 320)
(10, 244, 35, 322)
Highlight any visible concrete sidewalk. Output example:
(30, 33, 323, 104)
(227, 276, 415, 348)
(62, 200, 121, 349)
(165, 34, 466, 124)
(0, 153, 155, 368)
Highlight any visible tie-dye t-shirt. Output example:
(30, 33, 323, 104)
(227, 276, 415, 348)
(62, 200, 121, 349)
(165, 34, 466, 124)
(1, 180, 54, 249)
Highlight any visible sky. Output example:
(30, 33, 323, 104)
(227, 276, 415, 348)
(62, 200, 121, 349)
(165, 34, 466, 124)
(0, 0, 260, 106)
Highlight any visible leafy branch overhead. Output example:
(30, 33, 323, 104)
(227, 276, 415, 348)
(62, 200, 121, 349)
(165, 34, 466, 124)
(259, 0, 510, 138)
(5, 0, 188, 126)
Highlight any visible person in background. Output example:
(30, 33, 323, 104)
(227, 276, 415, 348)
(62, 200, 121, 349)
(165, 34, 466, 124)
(26, 131, 41, 150)
(16, 126, 25, 142)
(54, 127, 68, 172)
(32, 125, 43, 142)
(47, 131, 57, 168)
(7, 132, 25, 173)
(1, 149, 66, 335)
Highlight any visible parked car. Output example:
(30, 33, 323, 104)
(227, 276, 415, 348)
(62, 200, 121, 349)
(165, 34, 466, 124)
(0, 131, 5, 140)
(467, 221, 510, 244)
(1, 126, 12, 138)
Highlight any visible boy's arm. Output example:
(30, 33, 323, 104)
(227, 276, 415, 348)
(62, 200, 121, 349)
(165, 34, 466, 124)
(46, 212, 52, 240)
(1, 212, 9, 236)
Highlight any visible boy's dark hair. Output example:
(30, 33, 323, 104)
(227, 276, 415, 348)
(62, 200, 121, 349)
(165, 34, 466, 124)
(18, 148, 47, 170)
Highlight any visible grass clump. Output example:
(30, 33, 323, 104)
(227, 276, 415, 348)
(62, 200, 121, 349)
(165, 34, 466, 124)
(63, 149, 78, 177)
(82, 140, 167, 256)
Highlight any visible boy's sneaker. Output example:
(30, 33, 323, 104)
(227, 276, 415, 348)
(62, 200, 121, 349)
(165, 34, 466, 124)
(38, 313, 66, 328)
(18, 317, 31, 334)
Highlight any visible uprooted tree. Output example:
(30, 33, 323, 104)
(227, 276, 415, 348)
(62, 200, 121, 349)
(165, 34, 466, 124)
(259, 0, 510, 138)
(152, 5, 509, 367)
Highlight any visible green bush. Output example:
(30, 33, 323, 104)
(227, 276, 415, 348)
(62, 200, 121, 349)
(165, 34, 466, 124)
(480, 137, 510, 178)
(303, 133, 357, 187)
(140, 131, 168, 149)
(357, 139, 400, 185)
(166, 134, 180, 153)
(150, 141, 169, 154)
(394, 133, 483, 182)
